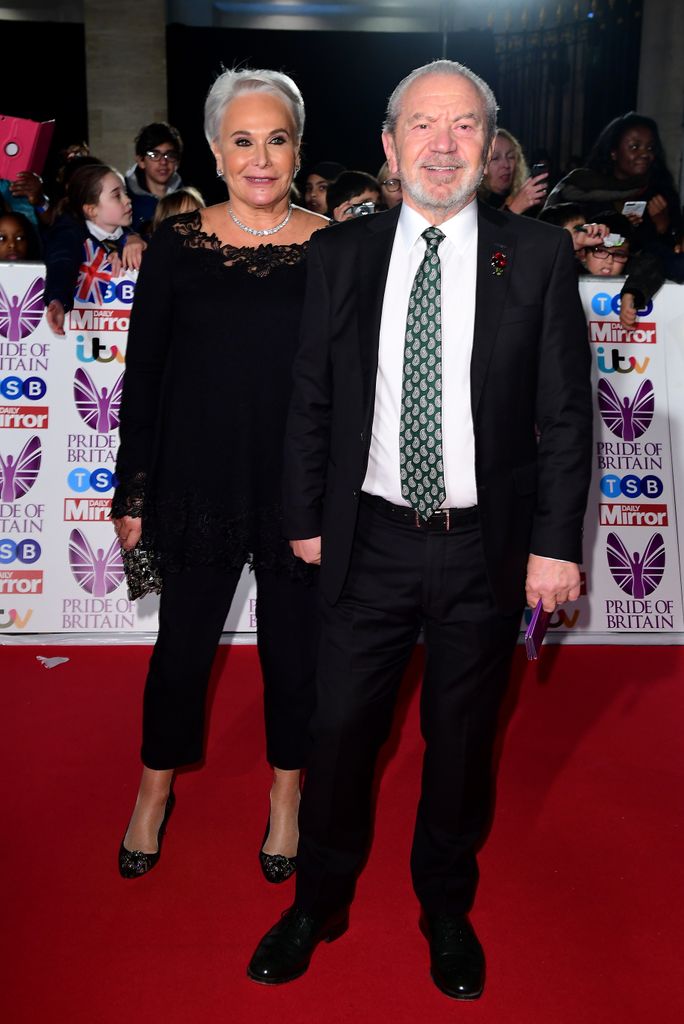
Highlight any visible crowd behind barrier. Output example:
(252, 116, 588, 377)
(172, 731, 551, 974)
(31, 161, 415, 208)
(1, 258, 682, 642)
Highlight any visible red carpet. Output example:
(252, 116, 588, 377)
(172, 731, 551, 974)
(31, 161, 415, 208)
(1, 643, 683, 1023)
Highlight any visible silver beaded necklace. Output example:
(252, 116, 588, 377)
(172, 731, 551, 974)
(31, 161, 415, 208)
(227, 202, 293, 237)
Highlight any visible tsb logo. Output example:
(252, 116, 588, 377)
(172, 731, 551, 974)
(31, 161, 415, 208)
(0, 539, 42, 564)
(600, 474, 663, 499)
(591, 292, 653, 317)
(67, 468, 118, 493)
(0, 376, 47, 400)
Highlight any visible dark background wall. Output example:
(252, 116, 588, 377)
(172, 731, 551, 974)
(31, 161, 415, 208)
(2, 22, 88, 182)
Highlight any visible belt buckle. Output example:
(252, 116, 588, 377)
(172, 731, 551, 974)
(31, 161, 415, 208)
(415, 510, 421, 528)
(445, 508, 450, 531)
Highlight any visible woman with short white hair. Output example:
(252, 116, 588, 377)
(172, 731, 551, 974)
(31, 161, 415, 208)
(112, 68, 327, 884)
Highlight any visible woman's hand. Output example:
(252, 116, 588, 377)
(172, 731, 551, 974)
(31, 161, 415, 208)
(112, 515, 142, 551)
(571, 222, 609, 252)
(647, 194, 670, 234)
(46, 299, 66, 336)
(619, 293, 638, 330)
(9, 171, 44, 205)
(121, 235, 146, 270)
(506, 171, 548, 214)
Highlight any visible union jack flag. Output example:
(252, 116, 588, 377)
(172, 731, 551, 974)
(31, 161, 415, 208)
(75, 239, 113, 304)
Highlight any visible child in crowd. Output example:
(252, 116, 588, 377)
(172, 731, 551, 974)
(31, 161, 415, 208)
(537, 202, 609, 253)
(0, 211, 41, 262)
(125, 122, 184, 234)
(577, 211, 633, 277)
(43, 164, 138, 335)
(151, 186, 205, 231)
(539, 204, 665, 330)
(326, 170, 380, 222)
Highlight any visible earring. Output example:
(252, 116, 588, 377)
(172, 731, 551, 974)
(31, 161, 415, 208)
(216, 168, 224, 178)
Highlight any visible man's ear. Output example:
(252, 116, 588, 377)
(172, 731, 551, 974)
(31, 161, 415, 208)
(484, 136, 496, 171)
(382, 132, 399, 175)
(135, 155, 146, 172)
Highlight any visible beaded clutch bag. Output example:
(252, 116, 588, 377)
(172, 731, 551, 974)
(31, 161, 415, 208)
(121, 543, 162, 601)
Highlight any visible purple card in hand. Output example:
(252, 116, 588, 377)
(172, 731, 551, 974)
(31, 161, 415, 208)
(525, 600, 551, 660)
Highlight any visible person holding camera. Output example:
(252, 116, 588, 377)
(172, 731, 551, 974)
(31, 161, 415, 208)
(326, 170, 381, 222)
(478, 128, 548, 214)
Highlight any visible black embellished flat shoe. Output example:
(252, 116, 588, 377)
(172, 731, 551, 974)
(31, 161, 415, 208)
(247, 905, 348, 984)
(118, 791, 175, 879)
(259, 819, 297, 884)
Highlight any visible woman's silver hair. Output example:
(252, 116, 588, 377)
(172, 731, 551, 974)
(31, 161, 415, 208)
(383, 59, 498, 153)
(204, 68, 305, 146)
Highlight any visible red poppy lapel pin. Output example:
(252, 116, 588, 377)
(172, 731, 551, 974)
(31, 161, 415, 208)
(490, 247, 509, 277)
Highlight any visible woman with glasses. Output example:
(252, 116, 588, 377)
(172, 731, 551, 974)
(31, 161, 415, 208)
(125, 122, 184, 234)
(377, 160, 402, 209)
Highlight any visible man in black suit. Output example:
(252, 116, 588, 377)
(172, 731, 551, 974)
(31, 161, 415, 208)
(248, 59, 592, 998)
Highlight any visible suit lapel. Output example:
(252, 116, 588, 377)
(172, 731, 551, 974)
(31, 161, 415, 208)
(471, 202, 516, 419)
(357, 206, 400, 420)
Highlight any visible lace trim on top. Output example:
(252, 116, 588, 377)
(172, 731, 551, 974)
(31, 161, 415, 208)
(171, 209, 308, 276)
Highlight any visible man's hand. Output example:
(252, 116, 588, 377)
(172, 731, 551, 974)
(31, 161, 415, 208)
(46, 299, 65, 336)
(525, 553, 581, 612)
(290, 537, 321, 565)
(112, 515, 142, 552)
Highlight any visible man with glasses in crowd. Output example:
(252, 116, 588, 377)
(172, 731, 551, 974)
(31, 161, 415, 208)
(125, 122, 184, 234)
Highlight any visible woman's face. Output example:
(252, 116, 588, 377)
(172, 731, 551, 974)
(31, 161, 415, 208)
(213, 91, 298, 211)
(304, 174, 330, 213)
(87, 172, 133, 231)
(485, 134, 516, 194)
(0, 216, 30, 261)
(611, 125, 655, 180)
(380, 174, 402, 208)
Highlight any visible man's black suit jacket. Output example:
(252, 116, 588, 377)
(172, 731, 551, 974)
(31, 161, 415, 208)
(283, 201, 593, 613)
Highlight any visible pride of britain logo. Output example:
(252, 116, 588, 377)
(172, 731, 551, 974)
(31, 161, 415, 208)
(68, 528, 124, 597)
(0, 436, 42, 500)
(597, 379, 654, 441)
(73, 369, 123, 432)
(606, 532, 665, 598)
(0, 278, 44, 341)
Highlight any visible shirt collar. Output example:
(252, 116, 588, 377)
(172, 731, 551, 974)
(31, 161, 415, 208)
(397, 196, 478, 256)
(86, 220, 124, 243)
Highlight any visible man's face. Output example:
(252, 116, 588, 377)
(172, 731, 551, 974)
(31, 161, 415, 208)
(136, 141, 180, 190)
(382, 73, 490, 221)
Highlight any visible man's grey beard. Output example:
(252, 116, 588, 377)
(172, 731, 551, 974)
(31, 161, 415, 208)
(400, 162, 485, 216)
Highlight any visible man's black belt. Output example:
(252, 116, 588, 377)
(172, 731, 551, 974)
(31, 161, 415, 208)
(361, 492, 479, 530)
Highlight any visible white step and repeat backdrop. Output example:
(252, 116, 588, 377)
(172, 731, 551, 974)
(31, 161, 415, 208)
(1, 257, 683, 642)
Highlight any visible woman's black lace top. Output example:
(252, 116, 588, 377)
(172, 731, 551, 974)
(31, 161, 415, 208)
(112, 209, 312, 577)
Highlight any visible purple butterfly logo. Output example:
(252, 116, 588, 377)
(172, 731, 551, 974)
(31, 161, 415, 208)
(597, 378, 654, 441)
(68, 529, 125, 596)
(606, 532, 665, 599)
(0, 436, 42, 501)
(73, 368, 124, 433)
(0, 277, 45, 341)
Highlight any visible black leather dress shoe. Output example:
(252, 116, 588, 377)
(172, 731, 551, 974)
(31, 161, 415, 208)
(247, 906, 348, 985)
(420, 911, 485, 1000)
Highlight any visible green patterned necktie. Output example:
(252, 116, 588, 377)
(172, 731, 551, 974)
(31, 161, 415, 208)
(399, 226, 447, 520)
